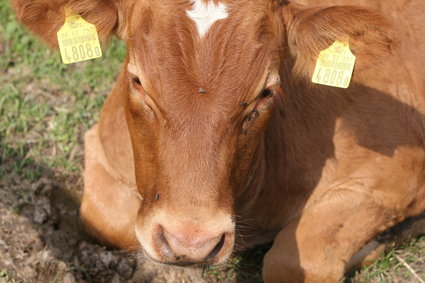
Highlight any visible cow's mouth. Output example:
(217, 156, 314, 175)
(141, 248, 230, 268)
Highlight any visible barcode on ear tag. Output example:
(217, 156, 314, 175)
(57, 10, 102, 64)
(312, 40, 356, 89)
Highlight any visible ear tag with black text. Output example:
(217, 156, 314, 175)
(57, 8, 102, 64)
(312, 39, 356, 89)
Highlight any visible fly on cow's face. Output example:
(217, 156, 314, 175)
(240, 101, 248, 108)
(154, 193, 159, 201)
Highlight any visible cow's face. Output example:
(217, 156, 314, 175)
(13, 0, 395, 266)
(125, 0, 284, 265)
(123, 0, 394, 265)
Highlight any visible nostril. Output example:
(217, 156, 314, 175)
(153, 225, 174, 259)
(206, 234, 225, 262)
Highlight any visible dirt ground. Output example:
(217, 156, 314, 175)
(0, 162, 234, 283)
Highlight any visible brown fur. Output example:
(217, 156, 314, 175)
(12, 0, 425, 281)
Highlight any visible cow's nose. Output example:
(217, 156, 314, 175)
(153, 225, 226, 264)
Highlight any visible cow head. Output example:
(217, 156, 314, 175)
(13, 0, 394, 266)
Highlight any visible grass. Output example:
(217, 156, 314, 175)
(0, 0, 423, 282)
(0, 0, 126, 176)
(0, 270, 16, 283)
(348, 236, 425, 282)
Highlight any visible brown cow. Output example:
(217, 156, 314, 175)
(12, 0, 425, 281)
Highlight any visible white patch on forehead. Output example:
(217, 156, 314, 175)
(186, 0, 228, 38)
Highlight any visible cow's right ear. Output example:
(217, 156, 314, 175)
(11, 0, 128, 48)
(282, 3, 397, 81)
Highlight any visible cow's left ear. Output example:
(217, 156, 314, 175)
(283, 3, 397, 80)
(11, 0, 129, 48)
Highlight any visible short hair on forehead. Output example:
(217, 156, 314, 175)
(129, 0, 282, 105)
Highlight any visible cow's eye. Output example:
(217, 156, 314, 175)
(128, 74, 156, 117)
(258, 85, 283, 107)
(131, 75, 142, 88)
(260, 88, 273, 99)
(130, 75, 148, 98)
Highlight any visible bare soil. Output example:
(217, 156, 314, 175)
(0, 160, 229, 283)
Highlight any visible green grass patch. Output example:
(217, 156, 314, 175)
(0, 0, 126, 176)
(347, 236, 425, 282)
(0, 270, 17, 283)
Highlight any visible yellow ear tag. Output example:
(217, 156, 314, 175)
(312, 39, 356, 89)
(57, 8, 102, 64)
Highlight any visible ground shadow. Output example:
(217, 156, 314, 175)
(0, 147, 138, 282)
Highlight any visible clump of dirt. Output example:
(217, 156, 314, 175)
(0, 168, 222, 283)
